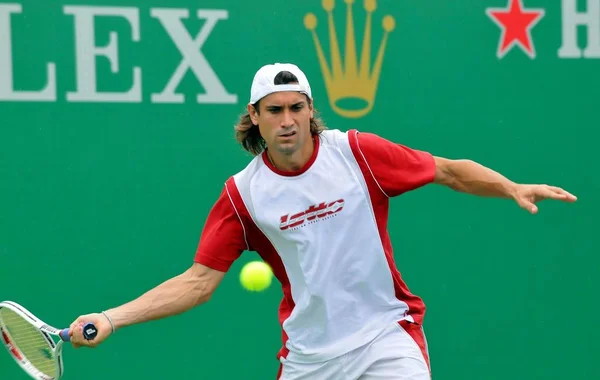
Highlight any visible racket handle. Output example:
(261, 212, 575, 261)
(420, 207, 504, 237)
(59, 329, 71, 342)
(82, 323, 98, 340)
(59, 322, 98, 342)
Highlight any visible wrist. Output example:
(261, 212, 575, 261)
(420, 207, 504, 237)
(102, 310, 117, 333)
(507, 182, 520, 199)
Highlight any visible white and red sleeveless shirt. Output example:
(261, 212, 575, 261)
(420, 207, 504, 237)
(194, 129, 436, 363)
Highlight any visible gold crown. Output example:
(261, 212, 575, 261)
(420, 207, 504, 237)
(304, 0, 395, 118)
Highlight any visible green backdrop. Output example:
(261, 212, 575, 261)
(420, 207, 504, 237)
(1, 0, 598, 379)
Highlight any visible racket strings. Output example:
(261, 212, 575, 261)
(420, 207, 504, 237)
(0, 308, 57, 377)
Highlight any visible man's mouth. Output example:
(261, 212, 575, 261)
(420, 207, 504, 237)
(279, 131, 296, 137)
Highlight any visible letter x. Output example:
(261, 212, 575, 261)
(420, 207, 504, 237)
(151, 9, 237, 103)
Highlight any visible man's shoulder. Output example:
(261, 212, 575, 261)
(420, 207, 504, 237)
(229, 153, 264, 185)
(320, 128, 351, 138)
(319, 128, 356, 147)
(320, 128, 379, 156)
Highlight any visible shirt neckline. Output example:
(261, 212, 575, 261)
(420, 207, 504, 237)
(262, 135, 320, 177)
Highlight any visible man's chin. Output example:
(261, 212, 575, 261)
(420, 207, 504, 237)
(272, 139, 300, 154)
(275, 145, 298, 155)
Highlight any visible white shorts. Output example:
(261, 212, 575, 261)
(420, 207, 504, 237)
(278, 320, 431, 380)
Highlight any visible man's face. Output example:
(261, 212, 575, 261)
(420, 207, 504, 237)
(248, 91, 314, 156)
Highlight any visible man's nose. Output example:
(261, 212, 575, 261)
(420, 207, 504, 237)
(281, 110, 294, 127)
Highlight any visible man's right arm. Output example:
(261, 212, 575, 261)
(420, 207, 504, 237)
(69, 263, 224, 347)
(105, 263, 224, 329)
(70, 183, 248, 348)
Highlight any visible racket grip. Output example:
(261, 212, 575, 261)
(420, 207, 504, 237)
(59, 323, 98, 342)
(82, 323, 98, 340)
(60, 329, 71, 342)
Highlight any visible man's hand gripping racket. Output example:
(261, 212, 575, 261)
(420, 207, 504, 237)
(0, 300, 113, 379)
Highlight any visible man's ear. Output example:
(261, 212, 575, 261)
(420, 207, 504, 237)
(309, 98, 314, 119)
(247, 103, 259, 125)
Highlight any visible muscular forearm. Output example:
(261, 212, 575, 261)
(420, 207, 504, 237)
(441, 159, 518, 198)
(104, 267, 213, 330)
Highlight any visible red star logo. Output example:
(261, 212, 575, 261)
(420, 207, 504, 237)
(486, 0, 545, 59)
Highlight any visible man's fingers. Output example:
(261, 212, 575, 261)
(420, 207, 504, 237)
(548, 186, 577, 201)
(528, 203, 538, 214)
(67, 312, 111, 350)
(519, 199, 538, 214)
(69, 315, 87, 332)
(71, 325, 82, 344)
(69, 321, 79, 334)
(546, 189, 577, 202)
(544, 189, 568, 200)
(532, 186, 569, 201)
(517, 184, 577, 214)
(71, 325, 89, 348)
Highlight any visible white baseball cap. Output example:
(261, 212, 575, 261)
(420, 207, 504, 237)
(249, 63, 312, 104)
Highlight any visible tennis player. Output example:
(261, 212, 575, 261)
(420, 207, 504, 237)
(68, 63, 577, 379)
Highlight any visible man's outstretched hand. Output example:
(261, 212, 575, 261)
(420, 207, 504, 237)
(513, 184, 577, 214)
(68, 312, 114, 349)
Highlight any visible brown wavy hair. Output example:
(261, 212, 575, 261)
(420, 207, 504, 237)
(234, 71, 328, 156)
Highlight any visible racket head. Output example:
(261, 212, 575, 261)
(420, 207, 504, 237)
(0, 302, 64, 380)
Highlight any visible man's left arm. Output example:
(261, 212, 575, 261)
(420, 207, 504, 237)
(432, 157, 577, 214)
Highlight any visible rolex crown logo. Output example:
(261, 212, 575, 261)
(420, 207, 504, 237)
(304, 0, 395, 118)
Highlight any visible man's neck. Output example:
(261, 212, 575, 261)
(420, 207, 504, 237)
(268, 136, 315, 172)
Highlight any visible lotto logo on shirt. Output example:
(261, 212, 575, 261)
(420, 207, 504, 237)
(279, 199, 345, 231)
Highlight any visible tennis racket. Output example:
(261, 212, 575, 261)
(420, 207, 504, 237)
(0, 300, 98, 380)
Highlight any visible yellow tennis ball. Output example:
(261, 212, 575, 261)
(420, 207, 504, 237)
(240, 261, 273, 292)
